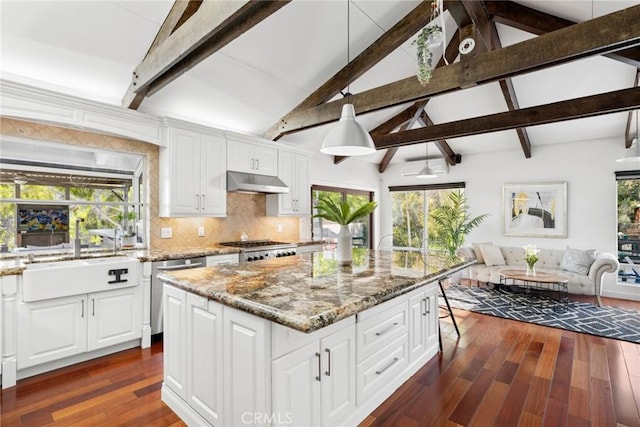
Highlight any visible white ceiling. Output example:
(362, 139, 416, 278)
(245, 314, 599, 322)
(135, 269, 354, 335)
(0, 0, 638, 166)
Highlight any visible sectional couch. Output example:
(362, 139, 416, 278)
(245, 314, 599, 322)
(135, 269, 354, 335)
(456, 244, 619, 304)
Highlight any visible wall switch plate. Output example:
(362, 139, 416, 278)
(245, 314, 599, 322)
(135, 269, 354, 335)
(277, 224, 283, 233)
(198, 226, 205, 237)
(161, 227, 172, 239)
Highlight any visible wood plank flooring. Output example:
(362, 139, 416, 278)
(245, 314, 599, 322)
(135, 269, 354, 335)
(1, 294, 639, 426)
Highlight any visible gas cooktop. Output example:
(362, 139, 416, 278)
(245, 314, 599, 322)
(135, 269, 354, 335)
(219, 240, 297, 262)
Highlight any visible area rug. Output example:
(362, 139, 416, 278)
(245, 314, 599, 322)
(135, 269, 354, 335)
(443, 284, 640, 344)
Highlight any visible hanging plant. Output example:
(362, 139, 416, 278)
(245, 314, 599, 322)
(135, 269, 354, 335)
(413, 24, 442, 85)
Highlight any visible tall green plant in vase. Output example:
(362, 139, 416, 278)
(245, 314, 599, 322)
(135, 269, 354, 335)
(430, 191, 488, 263)
(313, 197, 378, 265)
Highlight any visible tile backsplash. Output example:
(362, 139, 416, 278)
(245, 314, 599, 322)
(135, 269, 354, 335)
(153, 193, 302, 250)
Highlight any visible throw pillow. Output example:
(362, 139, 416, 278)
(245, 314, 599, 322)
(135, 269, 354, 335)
(560, 247, 596, 275)
(471, 242, 492, 263)
(479, 245, 505, 266)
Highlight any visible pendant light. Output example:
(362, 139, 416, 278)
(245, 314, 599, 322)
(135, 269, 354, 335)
(617, 110, 640, 162)
(416, 143, 437, 179)
(320, 1, 376, 156)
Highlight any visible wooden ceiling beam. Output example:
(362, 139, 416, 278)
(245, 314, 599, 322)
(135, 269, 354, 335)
(123, 0, 203, 109)
(264, 1, 436, 141)
(625, 69, 640, 148)
(374, 86, 640, 150)
(122, 0, 289, 109)
(275, 5, 640, 136)
(485, 0, 640, 67)
(445, 0, 492, 51)
(418, 112, 459, 166)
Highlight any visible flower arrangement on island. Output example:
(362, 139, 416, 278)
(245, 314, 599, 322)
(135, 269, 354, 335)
(523, 244, 540, 275)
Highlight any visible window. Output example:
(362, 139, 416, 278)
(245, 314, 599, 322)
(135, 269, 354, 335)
(0, 137, 144, 252)
(312, 185, 374, 249)
(389, 182, 465, 253)
(616, 171, 640, 264)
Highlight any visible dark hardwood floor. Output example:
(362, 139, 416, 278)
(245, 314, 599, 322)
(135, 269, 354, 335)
(2, 292, 639, 427)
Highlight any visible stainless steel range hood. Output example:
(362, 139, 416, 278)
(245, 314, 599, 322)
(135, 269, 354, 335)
(227, 171, 289, 194)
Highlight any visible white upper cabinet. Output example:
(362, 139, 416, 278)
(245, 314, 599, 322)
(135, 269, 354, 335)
(227, 137, 277, 176)
(267, 150, 311, 216)
(159, 127, 227, 217)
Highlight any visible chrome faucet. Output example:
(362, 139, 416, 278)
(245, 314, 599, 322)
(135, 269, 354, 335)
(113, 228, 118, 253)
(74, 218, 84, 258)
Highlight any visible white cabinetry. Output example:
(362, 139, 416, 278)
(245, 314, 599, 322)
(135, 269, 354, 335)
(266, 150, 310, 216)
(227, 137, 277, 176)
(17, 286, 142, 370)
(162, 284, 271, 427)
(159, 127, 227, 217)
(408, 285, 439, 367)
(272, 322, 356, 426)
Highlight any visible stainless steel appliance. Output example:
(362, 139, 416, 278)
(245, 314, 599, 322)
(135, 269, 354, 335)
(219, 240, 297, 263)
(151, 256, 206, 335)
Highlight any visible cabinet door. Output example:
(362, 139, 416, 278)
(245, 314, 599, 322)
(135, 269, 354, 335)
(168, 129, 201, 215)
(200, 134, 227, 216)
(253, 145, 278, 176)
(87, 286, 142, 351)
(425, 286, 439, 354)
(223, 305, 271, 427)
(186, 293, 223, 426)
(272, 341, 321, 427)
(320, 324, 356, 426)
(227, 139, 255, 173)
(295, 154, 311, 215)
(17, 295, 87, 369)
(408, 291, 428, 364)
(163, 285, 187, 399)
(276, 150, 296, 214)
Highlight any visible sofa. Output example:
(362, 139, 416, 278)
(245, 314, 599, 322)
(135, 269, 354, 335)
(456, 244, 619, 301)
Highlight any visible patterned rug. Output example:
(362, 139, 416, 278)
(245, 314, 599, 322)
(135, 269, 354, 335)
(443, 284, 640, 344)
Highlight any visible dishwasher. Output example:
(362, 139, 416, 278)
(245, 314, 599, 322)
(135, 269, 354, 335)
(151, 256, 206, 335)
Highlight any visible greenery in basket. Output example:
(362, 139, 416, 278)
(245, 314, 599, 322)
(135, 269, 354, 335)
(412, 24, 442, 86)
(312, 197, 377, 225)
(430, 191, 488, 260)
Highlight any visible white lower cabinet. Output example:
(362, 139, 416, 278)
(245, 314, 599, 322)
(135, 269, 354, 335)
(272, 323, 356, 426)
(162, 281, 439, 426)
(17, 286, 142, 369)
(408, 285, 439, 367)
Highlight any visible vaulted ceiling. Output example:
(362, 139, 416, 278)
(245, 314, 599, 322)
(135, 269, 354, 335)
(1, 1, 639, 172)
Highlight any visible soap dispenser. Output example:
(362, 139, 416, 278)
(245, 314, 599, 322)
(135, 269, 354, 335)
(240, 232, 248, 241)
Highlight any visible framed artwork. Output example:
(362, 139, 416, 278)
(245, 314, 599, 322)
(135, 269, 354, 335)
(502, 182, 567, 238)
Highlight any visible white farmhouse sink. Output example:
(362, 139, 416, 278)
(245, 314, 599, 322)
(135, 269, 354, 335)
(23, 256, 140, 302)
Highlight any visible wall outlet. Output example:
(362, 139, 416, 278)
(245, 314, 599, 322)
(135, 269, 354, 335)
(161, 227, 172, 239)
(198, 226, 205, 237)
(277, 224, 283, 233)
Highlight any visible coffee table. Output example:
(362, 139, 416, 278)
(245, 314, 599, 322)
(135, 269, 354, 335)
(499, 269, 569, 312)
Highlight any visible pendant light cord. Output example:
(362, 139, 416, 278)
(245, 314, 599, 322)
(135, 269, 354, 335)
(347, 0, 350, 98)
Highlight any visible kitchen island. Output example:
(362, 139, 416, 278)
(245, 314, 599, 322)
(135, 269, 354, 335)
(158, 249, 473, 427)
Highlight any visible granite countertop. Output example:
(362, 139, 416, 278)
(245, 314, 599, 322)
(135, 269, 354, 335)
(158, 249, 474, 333)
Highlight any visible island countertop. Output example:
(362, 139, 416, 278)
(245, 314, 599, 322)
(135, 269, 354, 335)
(158, 249, 474, 333)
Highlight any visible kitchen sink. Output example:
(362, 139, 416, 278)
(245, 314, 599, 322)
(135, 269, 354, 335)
(22, 256, 140, 302)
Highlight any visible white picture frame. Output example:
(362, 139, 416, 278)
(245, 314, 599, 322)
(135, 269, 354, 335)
(502, 182, 567, 238)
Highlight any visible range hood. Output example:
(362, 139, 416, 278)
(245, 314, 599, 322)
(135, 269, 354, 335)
(227, 171, 289, 194)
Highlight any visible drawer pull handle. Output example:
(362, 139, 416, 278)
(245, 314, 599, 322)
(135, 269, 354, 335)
(422, 296, 430, 316)
(375, 322, 399, 337)
(92, 298, 96, 316)
(81, 300, 84, 318)
(325, 348, 331, 377)
(376, 357, 399, 375)
(315, 352, 321, 382)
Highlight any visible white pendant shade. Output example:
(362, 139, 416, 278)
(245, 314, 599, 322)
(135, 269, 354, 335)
(617, 138, 640, 162)
(320, 104, 376, 156)
(416, 165, 437, 179)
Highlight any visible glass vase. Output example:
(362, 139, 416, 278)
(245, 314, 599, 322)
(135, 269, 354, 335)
(526, 262, 536, 276)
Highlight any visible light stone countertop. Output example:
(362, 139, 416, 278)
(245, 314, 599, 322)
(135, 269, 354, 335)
(158, 249, 474, 333)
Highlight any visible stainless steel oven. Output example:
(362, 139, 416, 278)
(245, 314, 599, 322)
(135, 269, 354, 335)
(218, 240, 297, 263)
(151, 256, 206, 335)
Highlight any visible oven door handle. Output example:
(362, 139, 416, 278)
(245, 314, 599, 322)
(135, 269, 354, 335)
(156, 262, 204, 271)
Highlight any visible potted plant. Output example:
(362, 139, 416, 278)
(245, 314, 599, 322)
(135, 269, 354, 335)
(413, 24, 443, 85)
(430, 190, 488, 263)
(117, 210, 137, 248)
(313, 197, 378, 265)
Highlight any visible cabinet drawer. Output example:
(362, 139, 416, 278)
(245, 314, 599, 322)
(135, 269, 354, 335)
(356, 301, 407, 363)
(356, 334, 408, 405)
